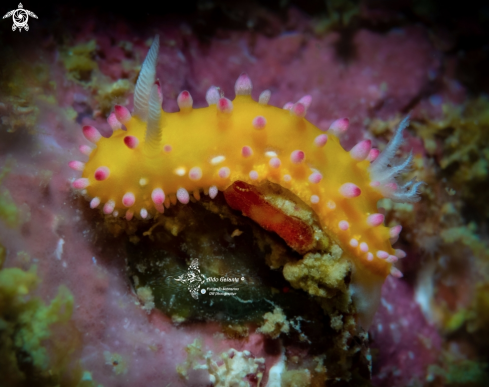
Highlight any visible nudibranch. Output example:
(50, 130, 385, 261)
(70, 36, 423, 319)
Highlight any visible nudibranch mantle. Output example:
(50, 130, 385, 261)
(70, 36, 423, 326)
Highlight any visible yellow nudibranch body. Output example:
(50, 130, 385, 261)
(70, 36, 423, 316)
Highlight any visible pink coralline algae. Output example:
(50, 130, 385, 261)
(370, 276, 442, 386)
(0, 3, 487, 387)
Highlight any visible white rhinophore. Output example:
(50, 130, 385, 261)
(133, 35, 160, 120)
(145, 84, 163, 154)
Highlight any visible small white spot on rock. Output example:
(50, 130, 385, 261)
(55, 238, 64, 260)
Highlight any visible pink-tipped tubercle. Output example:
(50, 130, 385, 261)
(176, 188, 190, 204)
(79, 145, 93, 156)
(177, 90, 193, 110)
(291, 102, 306, 117)
(206, 86, 220, 105)
(395, 249, 407, 259)
(308, 172, 322, 184)
(73, 178, 89, 189)
(310, 195, 319, 204)
(367, 148, 380, 162)
(124, 136, 139, 149)
(259, 90, 271, 105)
(82, 125, 102, 144)
(90, 197, 100, 209)
(390, 267, 403, 278)
(350, 140, 372, 161)
(107, 113, 122, 130)
(217, 98, 233, 113)
(290, 150, 305, 164)
(189, 167, 202, 181)
(103, 200, 115, 214)
(297, 95, 312, 109)
(209, 186, 218, 199)
(367, 213, 384, 227)
(235, 73, 252, 96)
(269, 158, 281, 169)
(68, 161, 85, 171)
(114, 105, 131, 123)
(122, 192, 135, 207)
(252, 116, 266, 129)
(152, 188, 165, 205)
(94, 166, 110, 181)
(339, 183, 361, 198)
(328, 118, 349, 136)
(219, 167, 230, 178)
(242, 146, 253, 158)
(389, 225, 402, 238)
(314, 134, 328, 147)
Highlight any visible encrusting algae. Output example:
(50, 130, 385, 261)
(0, 250, 100, 386)
(0, 181, 99, 386)
(365, 97, 489, 383)
(177, 339, 265, 386)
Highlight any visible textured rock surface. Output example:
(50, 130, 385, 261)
(1, 3, 486, 386)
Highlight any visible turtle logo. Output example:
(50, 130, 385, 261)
(173, 259, 207, 300)
(3, 3, 37, 32)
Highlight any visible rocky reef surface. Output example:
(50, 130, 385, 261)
(1, 1, 488, 386)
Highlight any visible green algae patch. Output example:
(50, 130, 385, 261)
(412, 97, 489, 218)
(0, 160, 26, 228)
(445, 283, 489, 338)
(0, 262, 96, 386)
(95, 78, 132, 116)
(0, 46, 51, 135)
(60, 39, 136, 116)
(0, 186, 20, 227)
(428, 355, 489, 386)
(0, 243, 5, 268)
(311, 0, 360, 35)
(61, 40, 98, 83)
(0, 159, 23, 228)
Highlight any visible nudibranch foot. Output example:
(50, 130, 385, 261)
(69, 36, 424, 327)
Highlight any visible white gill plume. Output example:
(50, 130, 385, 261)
(369, 116, 424, 203)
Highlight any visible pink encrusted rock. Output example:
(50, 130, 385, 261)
(370, 276, 442, 386)
(0, 6, 470, 386)
(189, 25, 440, 148)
